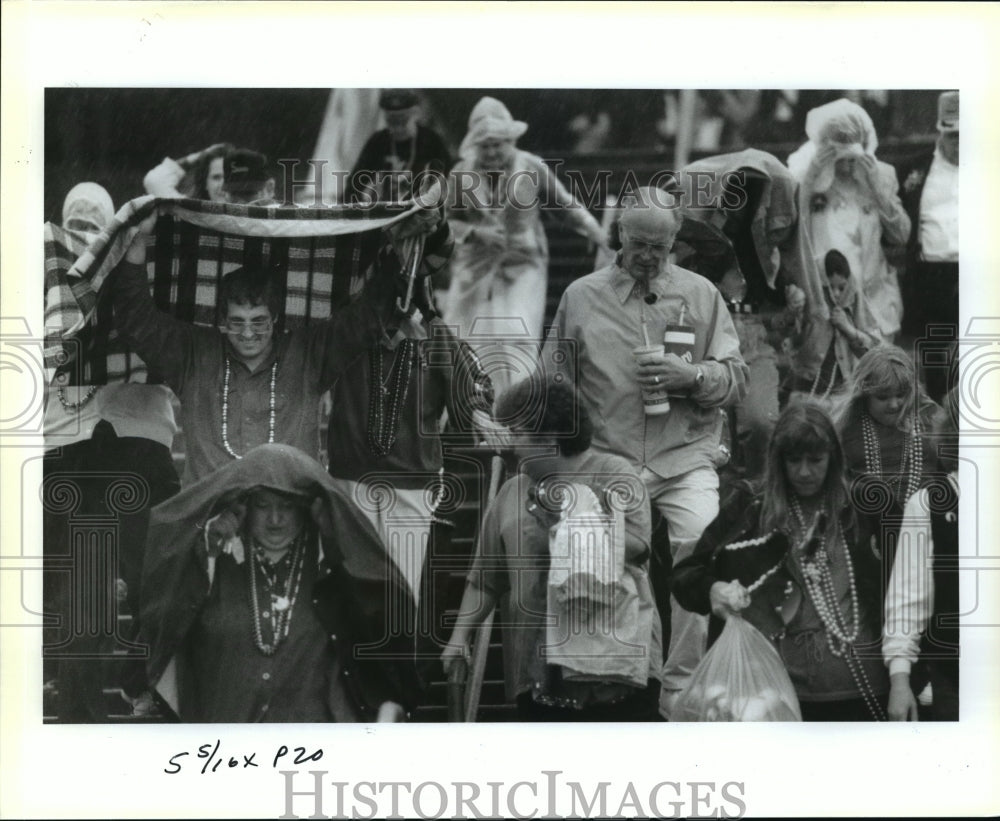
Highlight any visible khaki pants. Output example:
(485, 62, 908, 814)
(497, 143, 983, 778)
(639, 465, 720, 715)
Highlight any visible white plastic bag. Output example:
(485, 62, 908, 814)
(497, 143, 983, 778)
(543, 482, 648, 688)
(672, 615, 802, 722)
(547, 483, 624, 606)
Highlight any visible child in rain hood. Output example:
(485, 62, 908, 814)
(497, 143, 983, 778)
(824, 248, 880, 373)
(779, 248, 880, 410)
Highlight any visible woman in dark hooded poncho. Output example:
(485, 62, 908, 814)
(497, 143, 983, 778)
(141, 443, 420, 722)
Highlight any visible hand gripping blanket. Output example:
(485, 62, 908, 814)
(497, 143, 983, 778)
(44, 195, 435, 386)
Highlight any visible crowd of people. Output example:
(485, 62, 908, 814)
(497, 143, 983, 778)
(43, 89, 960, 724)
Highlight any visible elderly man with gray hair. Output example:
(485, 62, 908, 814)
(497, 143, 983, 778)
(539, 186, 748, 718)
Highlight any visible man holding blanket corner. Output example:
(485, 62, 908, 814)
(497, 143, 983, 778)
(110, 205, 452, 485)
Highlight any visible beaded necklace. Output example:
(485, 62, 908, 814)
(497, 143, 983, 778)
(366, 340, 415, 457)
(222, 358, 277, 459)
(57, 385, 99, 413)
(861, 410, 923, 504)
(248, 533, 306, 656)
(789, 495, 886, 720)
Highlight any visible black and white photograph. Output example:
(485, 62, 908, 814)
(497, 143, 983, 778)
(2, 3, 999, 819)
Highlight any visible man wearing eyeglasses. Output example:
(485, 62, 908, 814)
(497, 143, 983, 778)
(110, 210, 452, 485)
(539, 186, 747, 718)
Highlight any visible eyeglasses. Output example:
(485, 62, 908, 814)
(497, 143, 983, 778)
(627, 239, 672, 255)
(222, 318, 273, 334)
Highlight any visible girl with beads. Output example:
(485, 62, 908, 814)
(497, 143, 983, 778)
(837, 346, 943, 569)
(672, 402, 889, 721)
(140, 444, 421, 722)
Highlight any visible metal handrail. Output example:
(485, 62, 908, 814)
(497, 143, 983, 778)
(448, 453, 504, 722)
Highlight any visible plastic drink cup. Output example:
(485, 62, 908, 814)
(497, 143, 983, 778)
(633, 344, 671, 415)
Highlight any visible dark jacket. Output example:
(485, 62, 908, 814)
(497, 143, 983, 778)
(678, 148, 798, 308)
(326, 317, 493, 488)
(141, 443, 421, 721)
(349, 125, 453, 203)
(895, 145, 937, 270)
(672, 481, 885, 648)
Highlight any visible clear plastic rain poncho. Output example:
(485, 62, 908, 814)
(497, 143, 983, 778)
(786, 98, 910, 348)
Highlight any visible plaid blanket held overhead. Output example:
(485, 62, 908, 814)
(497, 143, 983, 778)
(44, 195, 429, 386)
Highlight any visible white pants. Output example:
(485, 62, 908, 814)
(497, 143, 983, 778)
(328, 478, 435, 604)
(639, 465, 720, 709)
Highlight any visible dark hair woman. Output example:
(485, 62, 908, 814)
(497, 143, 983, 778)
(181, 142, 234, 202)
(442, 378, 661, 721)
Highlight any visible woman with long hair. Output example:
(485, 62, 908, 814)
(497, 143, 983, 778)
(143, 142, 234, 202)
(837, 346, 943, 518)
(181, 142, 234, 202)
(673, 402, 889, 720)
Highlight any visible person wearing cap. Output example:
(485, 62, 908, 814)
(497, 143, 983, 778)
(347, 89, 452, 205)
(223, 148, 279, 205)
(44, 183, 181, 720)
(539, 186, 748, 718)
(442, 96, 609, 397)
(897, 91, 959, 401)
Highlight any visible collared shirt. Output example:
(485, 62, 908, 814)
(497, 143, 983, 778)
(114, 261, 382, 484)
(541, 262, 748, 480)
(919, 149, 959, 263)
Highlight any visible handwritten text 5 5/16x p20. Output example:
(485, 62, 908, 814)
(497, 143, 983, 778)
(165, 740, 323, 774)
